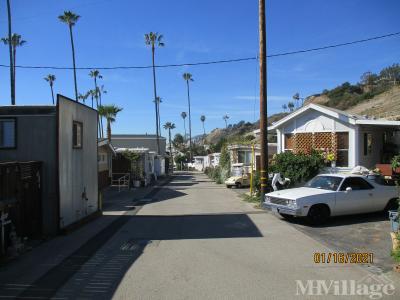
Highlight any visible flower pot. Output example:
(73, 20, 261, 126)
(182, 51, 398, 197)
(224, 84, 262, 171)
(331, 160, 336, 168)
(389, 210, 399, 232)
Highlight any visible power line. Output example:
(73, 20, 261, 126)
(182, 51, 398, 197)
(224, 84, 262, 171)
(0, 31, 398, 70)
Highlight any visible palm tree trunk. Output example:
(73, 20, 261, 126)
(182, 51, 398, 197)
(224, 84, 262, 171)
(151, 46, 160, 154)
(183, 118, 187, 143)
(169, 128, 173, 173)
(94, 77, 104, 137)
(91, 94, 94, 108)
(107, 119, 111, 143)
(50, 83, 55, 105)
(13, 46, 16, 102)
(69, 24, 78, 102)
(186, 80, 192, 161)
(6, 0, 14, 105)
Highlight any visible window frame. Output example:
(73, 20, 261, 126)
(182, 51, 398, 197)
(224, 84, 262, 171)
(0, 117, 17, 150)
(72, 121, 83, 149)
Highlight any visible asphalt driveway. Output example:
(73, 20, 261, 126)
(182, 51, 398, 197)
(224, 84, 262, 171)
(275, 211, 394, 273)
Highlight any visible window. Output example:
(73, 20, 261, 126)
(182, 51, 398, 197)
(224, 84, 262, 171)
(284, 134, 294, 151)
(0, 118, 16, 149)
(73, 121, 83, 148)
(336, 132, 349, 167)
(238, 150, 252, 165)
(340, 177, 373, 191)
(363, 133, 372, 156)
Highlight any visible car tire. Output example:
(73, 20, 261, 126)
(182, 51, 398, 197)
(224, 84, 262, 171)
(384, 198, 399, 212)
(279, 213, 294, 221)
(226, 185, 232, 189)
(236, 183, 242, 189)
(306, 205, 330, 225)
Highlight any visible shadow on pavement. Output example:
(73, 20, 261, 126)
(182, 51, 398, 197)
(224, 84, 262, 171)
(6, 212, 262, 299)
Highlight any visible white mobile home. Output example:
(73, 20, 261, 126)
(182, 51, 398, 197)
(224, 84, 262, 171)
(268, 104, 400, 169)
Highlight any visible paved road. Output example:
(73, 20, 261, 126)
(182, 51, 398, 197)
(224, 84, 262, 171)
(2, 172, 399, 299)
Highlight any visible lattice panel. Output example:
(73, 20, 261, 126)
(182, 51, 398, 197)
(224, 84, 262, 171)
(294, 133, 313, 154)
(314, 132, 334, 150)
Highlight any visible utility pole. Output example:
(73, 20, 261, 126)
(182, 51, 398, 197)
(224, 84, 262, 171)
(259, 0, 268, 202)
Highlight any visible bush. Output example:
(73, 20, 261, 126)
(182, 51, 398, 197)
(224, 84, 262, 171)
(269, 151, 325, 186)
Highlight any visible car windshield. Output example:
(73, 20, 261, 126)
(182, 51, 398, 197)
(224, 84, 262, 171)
(231, 168, 242, 176)
(304, 176, 343, 191)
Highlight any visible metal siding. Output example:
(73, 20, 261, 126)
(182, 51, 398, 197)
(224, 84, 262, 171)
(0, 114, 58, 235)
(58, 96, 98, 228)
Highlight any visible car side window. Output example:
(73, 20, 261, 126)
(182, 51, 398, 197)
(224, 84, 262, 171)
(340, 177, 374, 191)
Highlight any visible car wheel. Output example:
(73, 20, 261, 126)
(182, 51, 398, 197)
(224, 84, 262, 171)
(384, 198, 399, 212)
(306, 205, 330, 225)
(226, 185, 232, 189)
(279, 213, 294, 221)
(236, 183, 242, 189)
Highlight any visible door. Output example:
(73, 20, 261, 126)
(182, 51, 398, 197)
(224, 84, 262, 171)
(334, 177, 375, 215)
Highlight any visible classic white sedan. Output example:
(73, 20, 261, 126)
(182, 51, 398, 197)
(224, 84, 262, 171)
(264, 173, 399, 225)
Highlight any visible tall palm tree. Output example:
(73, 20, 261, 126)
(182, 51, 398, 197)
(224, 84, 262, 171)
(58, 11, 80, 101)
(44, 74, 56, 104)
(163, 122, 176, 173)
(95, 84, 107, 136)
(200, 115, 206, 141)
(155, 96, 163, 135)
(145, 32, 165, 154)
(98, 105, 123, 142)
(282, 103, 287, 112)
(88, 89, 96, 108)
(6, 0, 14, 105)
(183, 73, 194, 160)
(2, 33, 26, 103)
(223, 114, 229, 129)
(181, 111, 187, 142)
(89, 69, 102, 105)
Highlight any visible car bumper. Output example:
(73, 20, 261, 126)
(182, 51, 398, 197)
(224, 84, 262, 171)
(263, 202, 304, 216)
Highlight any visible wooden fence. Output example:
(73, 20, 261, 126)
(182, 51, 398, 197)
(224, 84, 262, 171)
(0, 161, 42, 254)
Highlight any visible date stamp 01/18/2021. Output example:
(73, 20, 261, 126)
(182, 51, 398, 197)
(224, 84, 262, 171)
(314, 252, 374, 264)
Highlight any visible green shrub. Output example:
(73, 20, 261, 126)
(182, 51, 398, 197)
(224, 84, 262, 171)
(269, 151, 325, 186)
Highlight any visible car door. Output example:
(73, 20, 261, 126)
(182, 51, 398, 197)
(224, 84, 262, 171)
(334, 177, 375, 215)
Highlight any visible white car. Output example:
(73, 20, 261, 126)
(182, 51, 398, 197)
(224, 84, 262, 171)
(264, 173, 398, 225)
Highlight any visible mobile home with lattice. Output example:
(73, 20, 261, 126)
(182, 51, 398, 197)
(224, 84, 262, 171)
(267, 104, 400, 170)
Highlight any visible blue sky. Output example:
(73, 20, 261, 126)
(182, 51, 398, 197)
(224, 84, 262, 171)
(0, 0, 399, 138)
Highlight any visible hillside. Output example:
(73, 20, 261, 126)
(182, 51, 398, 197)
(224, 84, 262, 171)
(204, 63, 400, 147)
(204, 112, 288, 145)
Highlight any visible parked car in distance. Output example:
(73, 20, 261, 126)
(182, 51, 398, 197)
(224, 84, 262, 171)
(225, 163, 250, 188)
(264, 173, 398, 225)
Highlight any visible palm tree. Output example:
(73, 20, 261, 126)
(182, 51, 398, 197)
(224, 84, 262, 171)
(44, 74, 56, 104)
(145, 32, 165, 154)
(163, 122, 176, 173)
(155, 96, 162, 135)
(223, 114, 229, 129)
(282, 104, 287, 112)
(89, 69, 102, 105)
(88, 89, 96, 108)
(181, 112, 187, 142)
(2, 33, 26, 103)
(200, 115, 206, 141)
(6, 0, 14, 105)
(95, 84, 107, 136)
(78, 91, 89, 104)
(58, 11, 80, 101)
(98, 105, 123, 142)
(183, 73, 194, 160)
